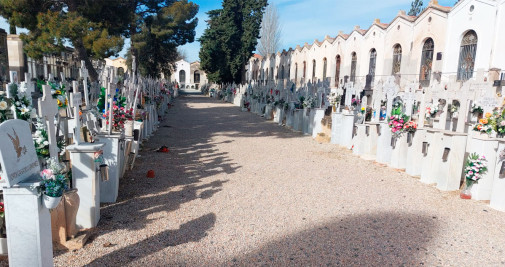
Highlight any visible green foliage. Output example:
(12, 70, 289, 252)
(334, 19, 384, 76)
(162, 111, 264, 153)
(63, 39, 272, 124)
(408, 0, 424, 16)
(129, 0, 199, 78)
(199, 0, 267, 84)
(0, 0, 130, 81)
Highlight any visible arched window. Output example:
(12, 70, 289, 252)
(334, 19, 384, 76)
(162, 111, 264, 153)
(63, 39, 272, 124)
(179, 70, 186, 84)
(392, 44, 402, 74)
(323, 58, 327, 81)
(369, 48, 377, 83)
(419, 38, 434, 87)
(312, 59, 316, 81)
(350, 52, 357, 82)
(335, 55, 341, 87)
(287, 64, 291, 80)
(281, 65, 285, 80)
(295, 63, 298, 82)
(303, 61, 307, 79)
(457, 30, 478, 81)
(194, 71, 200, 83)
(118, 67, 125, 76)
(270, 67, 274, 81)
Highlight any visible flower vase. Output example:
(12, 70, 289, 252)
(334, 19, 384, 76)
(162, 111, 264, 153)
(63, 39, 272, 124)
(332, 105, 336, 112)
(43, 194, 62, 209)
(460, 181, 473, 199)
(124, 121, 134, 137)
(452, 112, 459, 119)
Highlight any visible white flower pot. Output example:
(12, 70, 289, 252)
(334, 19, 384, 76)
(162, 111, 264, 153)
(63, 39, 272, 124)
(124, 121, 134, 137)
(0, 238, 7, 255)
(42, 194, 62, 210)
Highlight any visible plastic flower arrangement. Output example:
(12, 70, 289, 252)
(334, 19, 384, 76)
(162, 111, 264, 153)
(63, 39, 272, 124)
(351, 98, 361, 107)
(425, 103, 439, 120)
(9, 83, 32, 121)
(37, 80, 68, 109)
(403, 120, 418, 133)
(103, 105, 133, 131)
(39, 159, 69, 198)
(0, 93, 10, 123)
(473, 111, 498, 135)
(32, 118, 65, 159)
(471, 103, 484, 116)
(464, 153, 488, 187)
(388, 114, 410, 134)
(302, 96, 315, 108)
(327, 92, 340, 106)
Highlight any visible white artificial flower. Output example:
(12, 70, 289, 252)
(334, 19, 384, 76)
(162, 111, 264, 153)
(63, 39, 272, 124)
(43, 141, 49, 146)
(15, 101, 21, 106)
(0, 101, 8, 111)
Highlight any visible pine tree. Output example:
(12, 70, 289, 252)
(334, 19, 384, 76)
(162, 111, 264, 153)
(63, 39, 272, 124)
(0, 0, 131, 81)
(408, 0, 424, 16)
(199, 0, 267, 84)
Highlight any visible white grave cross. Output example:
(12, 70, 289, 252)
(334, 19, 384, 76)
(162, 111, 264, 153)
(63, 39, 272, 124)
(38, 85, 60, 160)
(383, 76, 399, 117)
(344, 82, 355, 107)
(70, 81, 83, 145)
(403, 86, 416, 117)
(80, 61, 90, 108)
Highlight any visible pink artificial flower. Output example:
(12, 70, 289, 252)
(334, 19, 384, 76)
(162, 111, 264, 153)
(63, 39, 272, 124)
(40, 169, 54, 179)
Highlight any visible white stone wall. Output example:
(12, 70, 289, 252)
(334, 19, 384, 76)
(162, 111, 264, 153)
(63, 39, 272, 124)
(247, 0, 505, 90)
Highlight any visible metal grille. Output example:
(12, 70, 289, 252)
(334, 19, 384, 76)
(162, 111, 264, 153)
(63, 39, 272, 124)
(369, 49, 377, 83)
(350, 52, 357, 82)
(295, 64, 298, 82)
(323, 58, 327, 81)
(392, 44, 402, 74)
(419, 38, 434, 87)
(312, 60, 316, 81)
(457, 31, 478, 81)
(335, 55, 341, 87)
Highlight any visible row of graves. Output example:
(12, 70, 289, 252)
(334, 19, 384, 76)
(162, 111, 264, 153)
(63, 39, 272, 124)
(0, 59, 176, 266)
(214, 70, 505, 213)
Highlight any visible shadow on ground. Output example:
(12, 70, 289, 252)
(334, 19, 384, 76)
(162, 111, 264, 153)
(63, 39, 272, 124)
(219, 212, 438, 266)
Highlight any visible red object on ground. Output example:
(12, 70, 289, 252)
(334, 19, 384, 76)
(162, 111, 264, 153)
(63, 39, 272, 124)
(160, 147, 169, 153)
(460, 192, 471, 199)
(147, 170, 155, 178)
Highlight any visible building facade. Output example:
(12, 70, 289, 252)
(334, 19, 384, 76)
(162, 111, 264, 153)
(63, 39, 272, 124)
(246, 0, 505, 96)
(171, 59, 208, 89)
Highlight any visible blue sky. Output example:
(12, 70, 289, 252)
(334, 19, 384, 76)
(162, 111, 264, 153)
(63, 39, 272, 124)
(0, 0, 456, 62)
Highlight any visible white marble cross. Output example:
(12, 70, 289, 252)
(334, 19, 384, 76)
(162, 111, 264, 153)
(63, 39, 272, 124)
(80, 60, 90, 109)
(43, 56, 48, 80)
(70, 81, 83, 145)
(383, 76, 399, 117)
(344, 82, 355, 107)
(38, 85, 59, 160)
(107, 81, 115, 135)
(403, 85, 417, 117)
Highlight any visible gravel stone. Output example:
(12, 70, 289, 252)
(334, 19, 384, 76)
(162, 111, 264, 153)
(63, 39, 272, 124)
(51, 94, 505, 266)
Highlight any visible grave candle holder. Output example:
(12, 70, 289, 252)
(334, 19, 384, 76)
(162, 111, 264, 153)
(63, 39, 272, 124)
(390, 137, 396, 148)
(365, 125, 370, 136)
(407, 132, 413, 144)
(376, 124, 381, 136)
(99, 164, 109, 181)
(422, 142, 429, 155)
(353, 126, 358, 137)
(500, 161, 505, 178)
(442, 147, 451, 162)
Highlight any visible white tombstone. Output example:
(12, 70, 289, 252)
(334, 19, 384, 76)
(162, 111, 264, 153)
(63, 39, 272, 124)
(38, 85, 60, 160)
(0, 120, 53, 266)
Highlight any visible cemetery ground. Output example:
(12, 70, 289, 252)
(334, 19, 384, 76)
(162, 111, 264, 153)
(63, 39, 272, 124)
(51, 94, 505, 266)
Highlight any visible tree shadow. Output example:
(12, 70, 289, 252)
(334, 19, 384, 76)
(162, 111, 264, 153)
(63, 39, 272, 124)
(215, 212, 438, 266)
(87, 213, 216, 266)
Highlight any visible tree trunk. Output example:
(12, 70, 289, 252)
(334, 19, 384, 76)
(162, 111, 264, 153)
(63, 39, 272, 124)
(74, 39, 98, 82)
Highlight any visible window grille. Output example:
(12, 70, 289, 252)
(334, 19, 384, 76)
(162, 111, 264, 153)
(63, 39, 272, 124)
(369, 49, 377, 83)
(392, 44, 402, 74)
(419, 38, 434, 87)
(457, 31, 478, 81)
(335, 55, 341, 87)
(350, 52, 357, 82)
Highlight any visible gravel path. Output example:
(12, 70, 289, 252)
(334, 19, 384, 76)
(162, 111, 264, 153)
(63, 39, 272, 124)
(54, 94, 505, 266)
